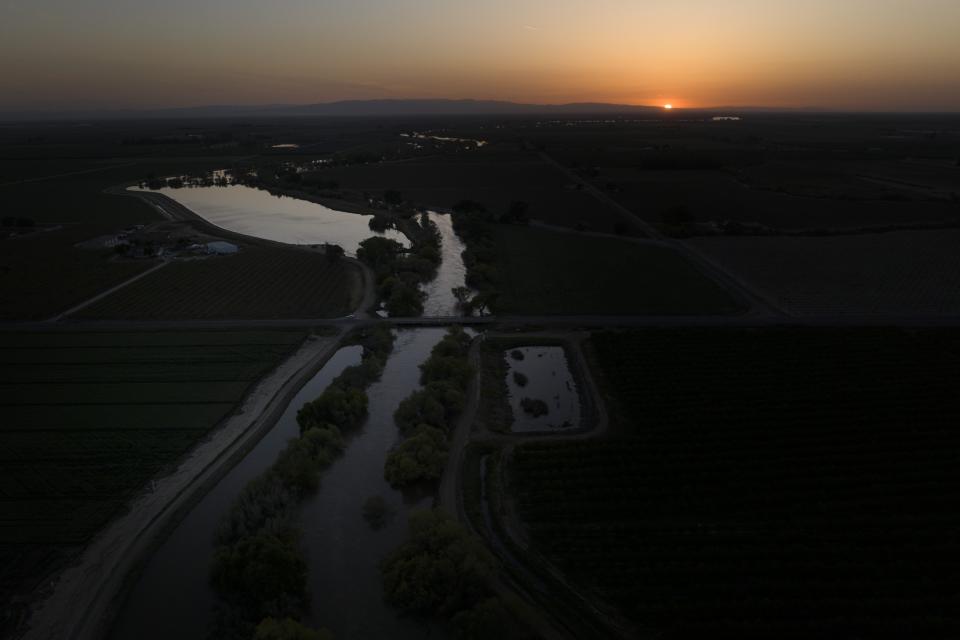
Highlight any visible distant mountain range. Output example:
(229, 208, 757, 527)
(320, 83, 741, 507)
(0, 99, 841, 121)
(1, 99, 697, 121)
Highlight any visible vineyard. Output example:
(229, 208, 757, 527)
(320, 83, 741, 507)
(77, 247, 359, 320)
(512, 328, 960, 638)
(0, 329, 304, 610)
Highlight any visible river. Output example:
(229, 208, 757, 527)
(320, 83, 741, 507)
(109, 330, 450, 639)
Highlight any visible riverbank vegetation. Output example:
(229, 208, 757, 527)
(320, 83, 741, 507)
(380, 509, 527, 639)
(210, 325, 395, 638)
(384, 327, 473, 487)
(357, 213, 442, 316)
(511, 328, 960, 637)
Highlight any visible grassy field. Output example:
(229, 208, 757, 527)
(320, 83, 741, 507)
(511, 328, 960, 637)
(489, 225, 742, 315)
(689, 230, 960, 315)
(0, 329, 305, 611)
(76, 248, 360, 320)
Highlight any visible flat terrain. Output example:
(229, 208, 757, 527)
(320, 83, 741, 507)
(0, 330, 304, 615)
(0, 225, 156, 320)
(511, 328, 960, 637)
(315, 150, 637, 233)
(489, 225, 742, 315)
(690, 230, 960, 315)
(76, 248, 360, 320)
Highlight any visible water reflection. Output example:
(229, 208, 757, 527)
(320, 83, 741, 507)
(421, 212, 472, 317)
(298, 328, 448, 638)
(505, 346, 581, 433)
(108, 346, 363, 640)
(133, 184, 407, 256)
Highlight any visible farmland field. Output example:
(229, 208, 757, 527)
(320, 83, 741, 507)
(0, 330, 305, 612)
(489, 225, 742, 315)
(314, 150, 636, 233)
(511, 328, 960, 637)
(689, 230, 960, 315)
(76, 247, 360, 320)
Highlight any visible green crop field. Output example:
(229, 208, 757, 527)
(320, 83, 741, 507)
(511, 328, 960, 637)
(0, 329, 305, 606)
(76, 247, 360, 320)
(490, 225, 742, 315)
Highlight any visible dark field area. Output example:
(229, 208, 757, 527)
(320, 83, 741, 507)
(0, 330, 304, 614)
(489, 225, 742, 315)
(314, 150, 636, 233)
(76, 247, 360, 320)
(523, 114, 960, 233)
(512, 329, 960, 638)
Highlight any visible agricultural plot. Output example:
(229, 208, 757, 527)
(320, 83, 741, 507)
(689, 230, 960, 315)
(490, 225, 742, 315)
(0, 225, 156, 320)
(315, 150, 633, 232)
(594, 166, 959, 232)
(77, 247, 360, 320)
(512, 329, 960, 637)
(0, 330, 305, 609)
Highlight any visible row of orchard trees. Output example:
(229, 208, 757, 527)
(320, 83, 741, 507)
(208, 325, 395, 639)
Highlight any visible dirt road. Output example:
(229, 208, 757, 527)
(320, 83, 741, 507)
(22, 331, 346, 640)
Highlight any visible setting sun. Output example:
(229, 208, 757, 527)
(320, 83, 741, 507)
(664, 104, 673, 110)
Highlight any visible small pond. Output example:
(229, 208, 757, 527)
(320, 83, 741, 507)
(505, 346, 581, 433)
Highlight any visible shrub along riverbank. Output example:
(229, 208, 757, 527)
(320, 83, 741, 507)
(209, 325, 395, 639)
(384, 327, 474, 487)
(357, 213, 442, 317)
(380, 509, 529, 640)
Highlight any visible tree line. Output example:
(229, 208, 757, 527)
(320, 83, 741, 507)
(208, 325, 395, 639)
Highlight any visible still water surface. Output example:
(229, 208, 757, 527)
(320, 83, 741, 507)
(110, 330, 450, 639)
(505, 346, 581, 433)
(134, 183, 407, 256)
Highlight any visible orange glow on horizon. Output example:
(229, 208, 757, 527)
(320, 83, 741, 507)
(2, 1, 959, 112)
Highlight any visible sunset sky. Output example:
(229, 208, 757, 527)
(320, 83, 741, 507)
(2, 0, 959, 112)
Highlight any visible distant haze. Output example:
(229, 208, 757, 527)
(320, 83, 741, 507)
(2, 0, 959, 113)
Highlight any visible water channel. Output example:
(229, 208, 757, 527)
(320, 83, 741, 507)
(110, 329, 451, 638)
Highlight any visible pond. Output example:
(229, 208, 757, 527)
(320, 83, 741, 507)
(133, 183, 408, 256)
(109, 329, 452, 639)
(505, 346, 581, 433)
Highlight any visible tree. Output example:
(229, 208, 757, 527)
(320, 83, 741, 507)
(384, 425, 449, 487)
(323, 243, 344, 262)
(384, 189, 403, 206)
(357, 236, 404, 272)
(253, 617, 333, 640)
(451, 598, 517, 640)
(297, 385, 368, 433)
(501, 201, 529, 225)
(210, 531, 307, 620)
(381, 510, 495, 616)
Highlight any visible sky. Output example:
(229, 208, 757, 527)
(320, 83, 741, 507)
(2, 0, 960, 112)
